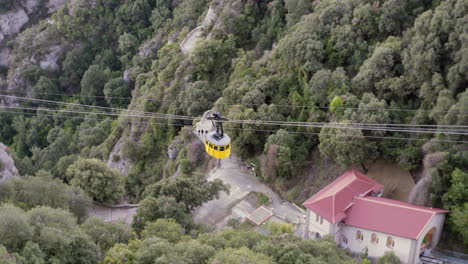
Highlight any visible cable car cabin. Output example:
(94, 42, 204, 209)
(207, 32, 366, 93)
(205, 131, 231, 159)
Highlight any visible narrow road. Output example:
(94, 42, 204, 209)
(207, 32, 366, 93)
(87, 204, 138, 224)
(192, 156, 305, 229)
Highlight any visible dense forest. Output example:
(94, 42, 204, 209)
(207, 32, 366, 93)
(0, 0, 467, 262)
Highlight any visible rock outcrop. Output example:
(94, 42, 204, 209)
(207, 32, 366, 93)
(0, 143, 19, 181)
(180, 5, 218, 55)
(40, 45, 65, 71)
(107, 137, 132, 176)
(0, 8, 29, 43)
(407, 152, 447, 206)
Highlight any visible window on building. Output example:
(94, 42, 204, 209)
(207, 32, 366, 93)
(320, 216, 323, 225)
(371, 233, 378, 244)
(356, 230, 363, 241)
(315, 232, 321, 239)
(342, 236, 348, 244)
(387, 236, 395, 248)
(316, 214, 320, 222)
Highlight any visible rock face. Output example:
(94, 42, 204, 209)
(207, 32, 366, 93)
(46, 0, 69, 14)
(408, 152, 447, 206)
(0, 8, 29, 42)
(180, 5, 218, 55)
(0, 143, 19, 182)
(107, 137, 132, 176)
(40, 45, 65, 71)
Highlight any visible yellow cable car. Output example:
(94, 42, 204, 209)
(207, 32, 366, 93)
(205, 112, 231, 159)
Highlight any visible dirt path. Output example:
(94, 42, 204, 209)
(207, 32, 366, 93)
(366, 159, 414, 201)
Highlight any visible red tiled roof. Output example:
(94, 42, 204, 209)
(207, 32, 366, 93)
(302, 169, 384, 223)
(344, 196, 449, 239)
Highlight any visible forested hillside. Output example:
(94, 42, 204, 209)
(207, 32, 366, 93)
(0, 0, 467, 261)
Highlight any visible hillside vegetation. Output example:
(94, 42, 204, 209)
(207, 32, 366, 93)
(0, 0, 467, 259)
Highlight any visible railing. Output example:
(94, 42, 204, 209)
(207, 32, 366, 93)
(421, 254, 466, 264)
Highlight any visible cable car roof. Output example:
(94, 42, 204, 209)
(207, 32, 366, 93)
(205, 131, 231, 146)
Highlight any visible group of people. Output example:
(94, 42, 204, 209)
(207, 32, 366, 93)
(197, 129, 208, 135)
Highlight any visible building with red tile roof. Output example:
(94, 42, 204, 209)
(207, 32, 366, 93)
(303, 169, 448, 264)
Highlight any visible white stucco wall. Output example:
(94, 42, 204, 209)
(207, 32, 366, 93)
(411, 214, 446, 264)
(307, 209, 333, 238)
(340, 225, 415, 264)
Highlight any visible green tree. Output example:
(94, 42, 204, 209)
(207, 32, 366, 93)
(81, 217, 133, 253)
(191, 38, 237, 83)
(0, 245, 20, 264)
(80, 65, 110, 105)
(67, 158, 124, 203)
(179, 81, 217, 116)
(27, 206, 100, 264)
(134, 239, 186, 264)
(142, 219, 186, 243)
(284, 0, 312, 27)
(442, 169, 468, 210)
(0, 204, 33, 252)
(174, 240, 216, 264)
(104, 77, 131, 108)
(118, 33, 139, 54)
(61, 46, 93, 90)
(267, 222, 294, 235)
(102, 243, 137, 264)
(0, 174, 91, 222)
(143, 174, 229, 211)
(352, 37, 403, 99)
(132, 196, 192, 233)
(451, 203, 468, 246)
(21, 242, 46, 264)
(309, 68, 349, 107)
(319, 123, 377, 167)
(33, 76, 59, 100)
(377, 251, 401, 264)
(209, 247, 274, 264)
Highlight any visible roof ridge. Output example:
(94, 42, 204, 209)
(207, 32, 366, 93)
(358, 197, 441, 214)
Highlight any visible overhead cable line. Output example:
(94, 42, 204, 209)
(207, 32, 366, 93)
(2, 91, 466, 114)
(0, 95, 196, 121)
(2, 105, 467, 136)
(1, 108, 467, 144)
(2, 95, 468, 131)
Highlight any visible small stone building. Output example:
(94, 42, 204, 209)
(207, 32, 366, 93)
(303, 170, 448, 264)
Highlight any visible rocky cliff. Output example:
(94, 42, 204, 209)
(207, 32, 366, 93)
(0, 143, 19, 181)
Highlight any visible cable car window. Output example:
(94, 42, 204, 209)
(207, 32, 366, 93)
(214, 146, 218, 150)
(226, 145, 230, 149)
(209, 144, 213, 148)
(220, 147, 225, 151)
